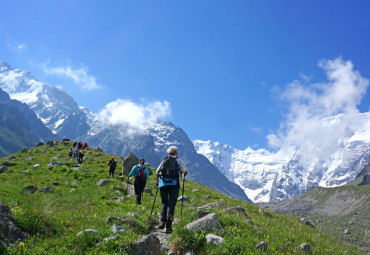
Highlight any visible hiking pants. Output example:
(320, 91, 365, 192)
(79, 154, 84, 164)
(134, 179, 146, 205)
(160, 186, 180, 227)
(109, 167, 116, 178)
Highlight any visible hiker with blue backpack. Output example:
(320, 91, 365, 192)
(128, 159, 149, 205)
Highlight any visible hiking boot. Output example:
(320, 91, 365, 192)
(158, 221, 166, 229)
(165, 226, 173, 233)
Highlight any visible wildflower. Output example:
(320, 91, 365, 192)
(15, 206, 19, 209)
(19, 242, 25, 248)
(94, 214, 97, 217)
(69, 227, 73, 230)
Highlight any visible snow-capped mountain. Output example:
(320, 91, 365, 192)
(194, 113, 370, 202)
(0, 61, 250, 202)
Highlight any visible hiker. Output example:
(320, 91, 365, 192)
(78, 149, 84, 164)
(68, 148, 73, 159)
(128, 159, 149, 205)
(82, 142, 88, 150)
(156, 146, 187, 233)
(73, 148, 79, 162)
(108, 157, 117, 178)
(78, 141, 83, 150)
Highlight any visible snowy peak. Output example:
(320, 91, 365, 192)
(0, 61, 11, 72)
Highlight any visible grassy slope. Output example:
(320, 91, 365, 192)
(0, 141, 365, 254)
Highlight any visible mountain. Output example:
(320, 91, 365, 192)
(0, 61, 249, 202)
(0, 88, 56, 157)
(194, 115, 370, 203)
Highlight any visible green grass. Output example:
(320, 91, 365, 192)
(0, 141, 365, 254)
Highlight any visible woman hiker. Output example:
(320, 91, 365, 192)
(128, 159, 149, 205)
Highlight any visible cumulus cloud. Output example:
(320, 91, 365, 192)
(97, 98, 171, 136)
(43, 64, 100, 91)
(267, 57, 370, 163)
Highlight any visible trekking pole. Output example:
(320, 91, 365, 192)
(123, 176, 129, 204)
(181, 175, 185, 216)
(149, 184, 159, 221)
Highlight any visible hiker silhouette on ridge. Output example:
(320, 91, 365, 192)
(156, 146, 187, 233)
(128, 159, 149, 205)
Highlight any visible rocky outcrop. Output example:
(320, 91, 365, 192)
(122, 152, 139, 176)
(184, 213, 221, 233)
(0, 200, 24, 242)
(131, 234, 161, 255)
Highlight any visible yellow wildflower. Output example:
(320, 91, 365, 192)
(94, 213, 97, 217)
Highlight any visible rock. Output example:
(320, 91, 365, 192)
(46, 141, 55, 147)
(96, 179, 110, 186)
(36, 142, 44, 146)
(184, 213, 221, 233)
(95, 147, 104, 152)
(21, 149, 28, 153)
(122, 152, 139, 176)
(33, 164, 40, 169)
(177, 195, 189, 202)
(106, 217, 122, 224)
(52, 182, 61, 186)
(2, 160, 16, 167)
(344, 229, 351, 234)
(110, 186, 125, 193)
(359, 174, 370, 185)
(224, 206, 246, 216)
(299, 243, 312, 254)
(301, 218, 315, 228)
(348, 220, 354, 225)
(123, 183, 135, 196)
(126, 212, 137, 218)
(23, 185, 38, 194)
(62, 138, 70, 141)
(192, 189, 199, 192)
(0, 200, 24, 241)
(25, 157, 33, 161)
(77, 229, 100, 237)
(144, 188, 153, 196)
(40, 186, 54, 193)
(131, 234, 161, 255)
(205, 234, 225, 245)
(0, 165, 8, 174)
(50, 156, 62, 161)
(256, 241, 268, 251)
(197, 209, 209, 218)
(70, 189, 76, 192)
(258, 208, 272, 217)
(49, 161, 64, 167)
(112, 224, 125, 234)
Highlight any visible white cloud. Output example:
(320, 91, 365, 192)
(7, 42, 27, 53)
(268, 57, 370, 164)
(97, 98, 171, 136)
(43, 64, 100, 91)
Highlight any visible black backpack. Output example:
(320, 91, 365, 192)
(159, 156, 180, 179)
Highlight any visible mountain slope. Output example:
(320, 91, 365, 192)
(0, 88, 56, 157)
(0, 61, 249, 202)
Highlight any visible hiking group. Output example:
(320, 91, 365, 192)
(68, 141, 88, 164)
(117, 146, 187, 233)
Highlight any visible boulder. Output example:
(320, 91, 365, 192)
(106, 217, 122, 224)
(299, 243, 312, 254)
(33, 164, 40, 169)
(126, 212, 138, 218)
(184, 213, 221, 233)
(122, 152, 139, 175)
(25, 157, 33, 161)
(46, 141, 55, 147)
(112, 224, 125, 234)
(23, 185, 38, 194)
(192, 189, 199, 192)
(144, 188, 153, 196)
(344, 229, 351, 234)
(62, 138, 70, 141)
(76, 229, 100, 237)
(205, 234, 225, 245)
(2, 160, 16, 167)
(96, 179, 110, 186)
(0, 165, 8, 174)
(40, 186, 54, 193)
(111, 186, 125, 193)
(36, 142, 44, 146)
(0, 200, 24, 241)
(301, 218, 315, 228)
(256, 241, 268, 251)
(131, 234, 161, 255)
(258, 208, 272, 217)
(95, 147, 104, 152)
(224, 206, 246, 216)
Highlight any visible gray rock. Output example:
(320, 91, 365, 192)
(224, 206, 246, 216)
(184, 213, 221, 233)
(25, 157, 33, 161)
(131, 234, 161, 255)
(23, 185, 38, 194)
(0, 165, 8, 174)
(96, 179, 110, 186)
(192, 189, 199, 192)
(46, 141, 55, 147)
(52, 182, 61, 186)
(144, 188, 153, 195)
(70, 189, 76, 192)
(301, 218, 315, 228)
(40, 186, 54, 193)
(259, 208, 272, 217)
(126, 212, 138, 218)
(348, 220, 354, 225)
(77, 229, 100, 237)
(299, 243, 312, 254)
(97, 236, 120, 247)
(49, 161, 64, 167)
(344, 229, 350, 234)
(63, 138, 70, 141)
(106, 217, 122, 224)
(36, 142, 44, 146)
(95, 147, 104, 152)
(177, 195, 189, 202)
(205, 234, 225, 245)
(122, 152, 139, 176)
(112, 224, 125, 234)
(33, 164, 41, 169)
(0, 200, 24, 241)
(2, 160, 16, 167)
(256, 241, 268, 251)
(111, 186, 125, 193)
(197, 209, 209, 218)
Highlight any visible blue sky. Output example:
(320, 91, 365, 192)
(1, 1, 370, 150)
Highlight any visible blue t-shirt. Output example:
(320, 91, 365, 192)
(128, 164, 149, 180)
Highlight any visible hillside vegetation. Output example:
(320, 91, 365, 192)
(0, 141, 365, 254)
